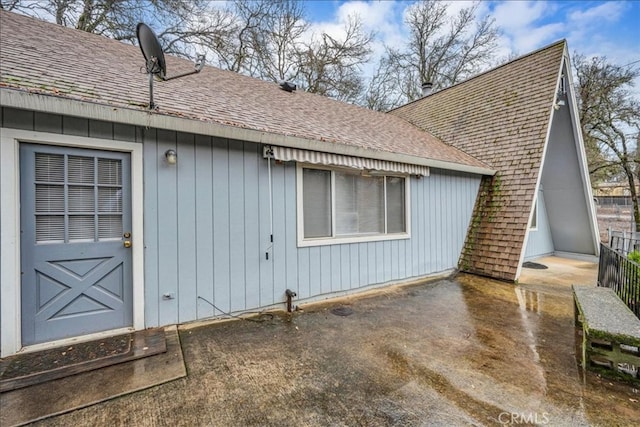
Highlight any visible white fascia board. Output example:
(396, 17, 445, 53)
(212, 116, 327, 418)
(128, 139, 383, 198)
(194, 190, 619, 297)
(0, 88, 495, 177)
(561, 48, 600, 255)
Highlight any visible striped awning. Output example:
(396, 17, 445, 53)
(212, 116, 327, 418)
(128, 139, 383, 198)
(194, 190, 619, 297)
(263, 146, 429, 176)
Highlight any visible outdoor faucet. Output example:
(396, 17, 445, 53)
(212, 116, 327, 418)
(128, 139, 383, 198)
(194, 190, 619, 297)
(285, 289, 297, 313)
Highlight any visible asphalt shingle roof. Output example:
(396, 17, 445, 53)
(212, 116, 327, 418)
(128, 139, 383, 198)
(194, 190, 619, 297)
(0, 10, 488, 172)
(391, 41, 566, 281)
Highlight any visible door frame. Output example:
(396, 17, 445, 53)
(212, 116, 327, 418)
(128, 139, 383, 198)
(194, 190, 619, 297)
(1, 128, 145, 357)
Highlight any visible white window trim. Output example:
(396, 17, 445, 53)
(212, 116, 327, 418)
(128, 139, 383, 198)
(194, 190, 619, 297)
(530, 197, 538, 231)
(296, 164, 411, 247)
(0, 128, 145, 357)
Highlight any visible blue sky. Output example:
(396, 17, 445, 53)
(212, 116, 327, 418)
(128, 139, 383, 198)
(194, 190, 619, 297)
(303, 1, 640, 70)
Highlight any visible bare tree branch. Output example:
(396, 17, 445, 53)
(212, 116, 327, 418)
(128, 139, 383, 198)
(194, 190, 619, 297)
(575, 53, 640, 230)
(365, 0, 499, 110)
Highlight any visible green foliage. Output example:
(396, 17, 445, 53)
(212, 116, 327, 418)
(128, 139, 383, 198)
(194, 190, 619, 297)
(629, 250, 640, 264)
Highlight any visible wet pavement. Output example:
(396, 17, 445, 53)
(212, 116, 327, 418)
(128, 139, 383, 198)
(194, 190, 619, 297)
(34, 257, 639, 426)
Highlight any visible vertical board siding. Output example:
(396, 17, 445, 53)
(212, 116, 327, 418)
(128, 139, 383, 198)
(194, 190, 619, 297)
(244, 143, 261, 310)
(212, 138, 231, 313)
(142, 127, 160, 327)
(194, 135, 215, 319)
(271, 159, 287, 302)
(34, 112, 62, 134)
(62, 116, 90, 137)
(155, 129, 179, 324)
(2, 107, 35, 130)
(176, 132, 197, 323)
(258, 155, 273, 307)
(228, 142, 246, 312)
(2, 108, 482, 330)
(283, 163, 299, 296)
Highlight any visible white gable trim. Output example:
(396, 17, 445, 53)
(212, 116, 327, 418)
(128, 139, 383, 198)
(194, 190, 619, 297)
(562, 49, 600, 255)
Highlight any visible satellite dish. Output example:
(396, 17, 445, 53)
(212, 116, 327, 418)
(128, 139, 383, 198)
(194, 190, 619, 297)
(137, 23, 167, 80)
(136, 22, 205, 109)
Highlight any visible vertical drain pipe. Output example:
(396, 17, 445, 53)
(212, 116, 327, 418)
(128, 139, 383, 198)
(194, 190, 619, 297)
(265, 146, 274, 260)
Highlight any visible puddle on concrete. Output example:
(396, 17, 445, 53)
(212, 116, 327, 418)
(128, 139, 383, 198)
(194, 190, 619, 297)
(34, 271, 639, 426)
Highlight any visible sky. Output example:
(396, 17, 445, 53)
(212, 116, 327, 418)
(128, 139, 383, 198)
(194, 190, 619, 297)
(303, 0, 640, 83)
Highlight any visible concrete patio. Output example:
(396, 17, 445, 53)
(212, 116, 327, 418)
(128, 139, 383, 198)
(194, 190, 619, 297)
(25, 257, 640, 425)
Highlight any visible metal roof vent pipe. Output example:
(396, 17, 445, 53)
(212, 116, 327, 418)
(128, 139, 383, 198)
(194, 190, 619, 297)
(279, 81, 297, 92)
(421, 81, 433, 97)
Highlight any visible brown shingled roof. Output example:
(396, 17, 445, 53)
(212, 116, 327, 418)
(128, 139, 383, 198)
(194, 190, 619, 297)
(0, 10, 488, 173)
(391, 40, 566, 281)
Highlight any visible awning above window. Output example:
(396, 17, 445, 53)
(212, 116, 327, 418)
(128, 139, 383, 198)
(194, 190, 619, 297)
(263, 145, 430, 177)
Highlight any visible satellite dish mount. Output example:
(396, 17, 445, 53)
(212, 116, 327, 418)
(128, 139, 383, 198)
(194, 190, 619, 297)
(136, 23, 205, 109)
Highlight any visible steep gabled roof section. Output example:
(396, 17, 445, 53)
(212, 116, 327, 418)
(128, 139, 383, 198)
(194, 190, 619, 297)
(392, 41, 566, 281)
(0, 10, 490, 174)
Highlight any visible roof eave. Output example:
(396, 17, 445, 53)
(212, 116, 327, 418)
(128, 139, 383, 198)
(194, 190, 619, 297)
(0, 88, 495, 176)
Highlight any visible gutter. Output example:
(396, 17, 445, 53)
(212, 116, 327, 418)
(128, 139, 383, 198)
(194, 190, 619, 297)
(1, 88, 496, 176)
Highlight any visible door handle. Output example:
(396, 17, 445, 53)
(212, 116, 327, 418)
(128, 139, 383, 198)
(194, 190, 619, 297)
(124, 240, 132, 248)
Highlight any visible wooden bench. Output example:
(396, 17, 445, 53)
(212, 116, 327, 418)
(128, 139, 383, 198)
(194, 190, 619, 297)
(573, 285, 640, 383)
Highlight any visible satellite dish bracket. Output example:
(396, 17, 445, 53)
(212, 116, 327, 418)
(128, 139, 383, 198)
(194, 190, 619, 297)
(163, 54, 206, 81)
(137, 22, 205, 109)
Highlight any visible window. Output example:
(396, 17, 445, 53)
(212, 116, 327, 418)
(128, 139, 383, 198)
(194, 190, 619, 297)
(35, 152, 123, 243)
(299, 166, 409, 245)
(530, 198, 538, 230)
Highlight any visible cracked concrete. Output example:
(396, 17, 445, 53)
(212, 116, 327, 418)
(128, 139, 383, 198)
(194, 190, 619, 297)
(32, 256, 640, 426)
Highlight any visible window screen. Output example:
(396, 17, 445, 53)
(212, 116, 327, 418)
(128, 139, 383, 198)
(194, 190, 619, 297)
(335, 172, 384, 235)
(34, 152, 123, 243)
(302, 168, 331, 238)
(302, 167, 406, 240)
(386, 176, 406, 233)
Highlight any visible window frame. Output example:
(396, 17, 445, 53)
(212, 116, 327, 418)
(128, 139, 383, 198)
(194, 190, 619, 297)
(530, 197, 538, 231)
(296, 164, 411, 247)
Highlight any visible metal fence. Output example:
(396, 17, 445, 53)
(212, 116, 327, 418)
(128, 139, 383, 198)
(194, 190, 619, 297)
(595, 195, 634, 206)
(609, 230, 640, 256)
(598, 243, 640, 318)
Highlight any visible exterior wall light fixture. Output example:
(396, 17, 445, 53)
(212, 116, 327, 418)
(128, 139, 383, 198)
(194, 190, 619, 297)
(165, 149, 177, 164)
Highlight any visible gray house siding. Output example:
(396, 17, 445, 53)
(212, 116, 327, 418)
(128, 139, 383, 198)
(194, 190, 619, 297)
(1, 107, 482, 331)
(524, 189, 554, 260)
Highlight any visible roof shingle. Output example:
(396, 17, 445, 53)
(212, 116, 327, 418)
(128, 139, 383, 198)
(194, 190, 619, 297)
(0, 10, 488, 172)
(392, 41, 566, 281)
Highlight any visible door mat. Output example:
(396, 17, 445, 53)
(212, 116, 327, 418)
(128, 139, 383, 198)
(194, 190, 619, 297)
(0, 328, 165, 392)
(522, 261, 548, 270)
(0, 326, 185, 427)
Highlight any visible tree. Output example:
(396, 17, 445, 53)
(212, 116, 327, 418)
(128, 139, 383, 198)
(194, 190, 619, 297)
(252, 0, 309, 83)
(0, 0, 233, 59)
(177, 0, 373, 102)
(575, 54, 640, 231)
(295, 15, 373, 103)
(365, 0, 499, 111)
(3, 0, 373, 103)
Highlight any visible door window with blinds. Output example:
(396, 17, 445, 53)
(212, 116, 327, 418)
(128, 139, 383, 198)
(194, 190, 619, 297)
(35, 152, 123, 243)
(299, 166, 409, 246)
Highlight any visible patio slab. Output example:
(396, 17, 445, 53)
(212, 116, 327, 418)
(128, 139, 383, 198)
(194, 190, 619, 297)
(519, 255, 598, 288)
(0, 326, 185, 426)
(27, 268, 640, 426)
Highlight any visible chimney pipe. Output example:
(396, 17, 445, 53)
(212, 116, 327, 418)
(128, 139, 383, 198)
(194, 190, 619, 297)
(421, 81, 433, 97)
